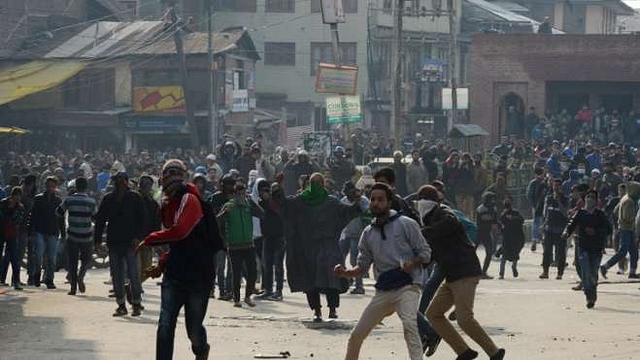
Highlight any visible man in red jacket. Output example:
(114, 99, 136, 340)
(138, 159, 222, 360)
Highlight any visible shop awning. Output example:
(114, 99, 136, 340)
(0, 61, 86, 106)
(449, 124, 490, 138)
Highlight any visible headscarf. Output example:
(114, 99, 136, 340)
(417, 200, 438, 226)
(161, 159, 186, 195)
(299, 181, 328, 206)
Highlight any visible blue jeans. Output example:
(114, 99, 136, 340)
(157, 278, 211, 360)
(109, 246, 142, 306)
(0, 237, 20, 285)
(214, 250, 231, 295)
(339, 237, 363, 289)
(262, 236, 285, 294)
(578, 248, 603, 298)
(531, 215, 543, 243)
(32, 233, 58, 285)
(604, 230, 638, 273)
(417, 263, 443, 339)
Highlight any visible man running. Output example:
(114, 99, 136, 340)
(335, 182, 431, 360)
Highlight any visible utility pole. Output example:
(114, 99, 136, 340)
(207, 0, 218, 151)
(170, 5, 199, 148)
(448, 0, 458, 129)
(391, 0, 404, 151)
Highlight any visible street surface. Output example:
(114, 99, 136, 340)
(2, 246, 640, 360)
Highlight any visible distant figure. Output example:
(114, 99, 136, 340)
(538, 16, 553, 34)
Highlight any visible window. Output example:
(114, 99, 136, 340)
(266, 0, 294, 13)
(215, 0, 256, 12)
(310, 42, 357, 75)
(264, 42, 296, 66)
(311, 0, 357, 13)
(63, 68, 115, 110)
(234, 59, 246, 90)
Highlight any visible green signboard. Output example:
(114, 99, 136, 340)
(326, 95, 362, 124)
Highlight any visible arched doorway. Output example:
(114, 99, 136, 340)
(497, 92, 525, 138)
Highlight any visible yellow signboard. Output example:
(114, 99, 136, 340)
(133, 86, 186, 113)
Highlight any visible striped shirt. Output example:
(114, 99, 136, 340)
(57, 192, 98, 242)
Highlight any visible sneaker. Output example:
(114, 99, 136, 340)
(68, 290, 76, 296)
(233, 301, 242, 308)
(328, 308, 338, 319)
(313, 309, 322, 323)
(572, 283, 583, 291)
(268, 292, 283, 301)
(113, 305, 128, 317)
(78, 279, 86, 294)
(255, 292, 274, 300)
(600, 265, 608, 279)
(46, 283, 56, 290)
(195, 344, 210, 360)
(628, 273, 640, 279)
(531, 242, 537, 252)
(13, 285, 23, 291)
(424, 335, 441, 357)
(617, 270, 625, 275)
(132, 304, 143, 317)
(512, 269, 519, 278)
(490, 348, 506, 360)
(586, 297, 595, 309)
(498, 275, 504, 280)
(556, 275, 563, 280)
(421, 335, 429, 353)
(455, 348, 478, 360)
(244, 297, 256, 307)
(350, 287, 365, 295)
(481, 273, 493, 280)
(539, 272, 549, 279)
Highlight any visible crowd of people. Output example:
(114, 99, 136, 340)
(3, 117, 640, 360)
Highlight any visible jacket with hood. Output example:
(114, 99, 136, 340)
(618, 181, 640, 231)
(144, 183, 222, 284)
(357, 210, 431, 285)
(421, 202, 483, 282)
(476, 193, 498, 237)
(565, 208, 611, 253)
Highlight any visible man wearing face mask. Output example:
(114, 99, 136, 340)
(540, 179, 568, 280)
(420, 185, 505, 360)
(563, 190, 611, 308)
(94, 172, 146, 316)
(475, 192, 499, 279)
(139, 159, 223, 360)
(208, 174, 237, 300)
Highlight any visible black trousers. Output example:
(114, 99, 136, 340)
(543, 232, 567, 275)
(67, 240, 93, 291)
(476, 232, 495, 274)
(305, 288, 340, 311)
(228, 248, 257, 303)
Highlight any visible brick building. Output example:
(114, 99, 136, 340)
(469, 34, 640, 145)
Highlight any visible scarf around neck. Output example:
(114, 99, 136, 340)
(299, 182, 328, 206)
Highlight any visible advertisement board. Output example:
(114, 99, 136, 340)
(326, 95, 362, 124)
(133, 86, 185, 113)
(315, 63, 358, 95)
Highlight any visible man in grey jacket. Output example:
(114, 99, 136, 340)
(335, 183, 431, 360)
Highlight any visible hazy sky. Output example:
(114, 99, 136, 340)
(624, 0, 640, 10)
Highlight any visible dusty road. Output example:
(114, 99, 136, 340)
(2, 247, 640, 360)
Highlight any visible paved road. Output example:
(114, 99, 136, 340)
(1, 246, 640, 360)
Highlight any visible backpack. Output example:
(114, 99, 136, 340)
(452, 209, 478, 245)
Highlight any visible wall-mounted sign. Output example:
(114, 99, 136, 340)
(315, 62, 358, 95)
(321, 0, 345, 24)
(326, 95, 362, 124)
(232, 89, 249, 113)
(442, 88, 469, 110)
(133, 86, 185, 113)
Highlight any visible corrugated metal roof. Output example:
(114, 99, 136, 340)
(44, 21, 252, 60)
(465, 0, 564, 33)
(490, 1, 530, 13)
